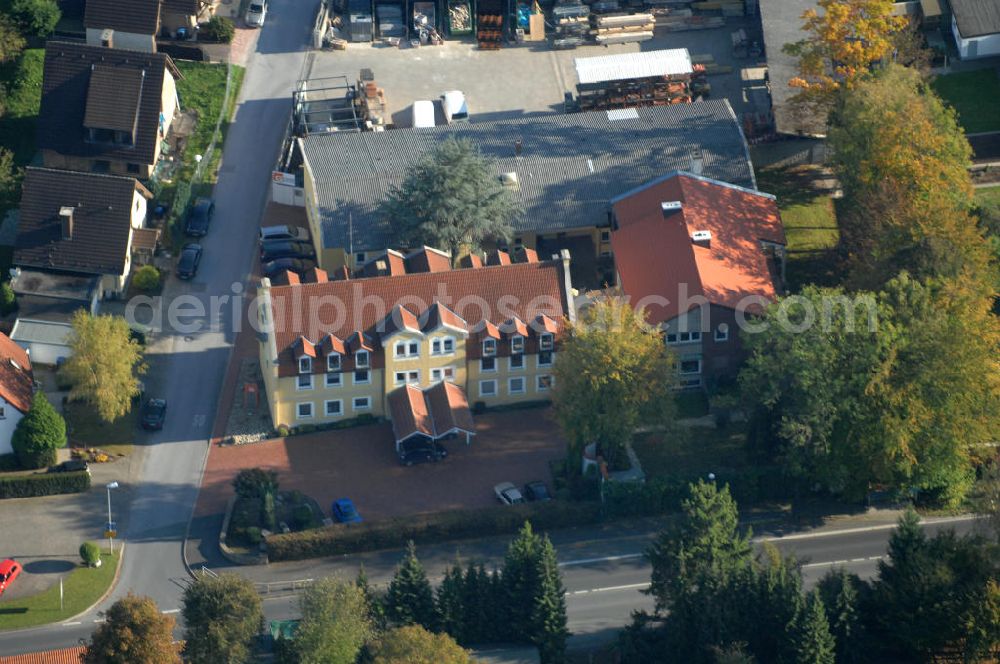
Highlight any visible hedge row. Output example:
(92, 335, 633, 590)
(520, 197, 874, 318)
(0, 471, 91, 499)
(267, 500, 601, 561)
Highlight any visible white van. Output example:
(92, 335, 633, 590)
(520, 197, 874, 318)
(246, 0, 267, 27)
(440, 90, 469, 123)
(412, 100, 436, 128)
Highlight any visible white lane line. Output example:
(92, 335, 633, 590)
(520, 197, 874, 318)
(559, 553, 644, 567)
(761, 515, 979, 542)
(93, 619, 105, 624)
(62, 621, 82, 626)
(566, 582, 650, 597)
(162, 609, 180, 614)
(803, 555, 886, 569)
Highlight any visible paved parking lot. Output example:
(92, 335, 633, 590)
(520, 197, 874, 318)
(306, 20, 769, 127)
(196, 408, 566, 522)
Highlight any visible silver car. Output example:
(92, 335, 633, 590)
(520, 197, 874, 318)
(494, 482, 525, 505)
(246, 0, 267, 27)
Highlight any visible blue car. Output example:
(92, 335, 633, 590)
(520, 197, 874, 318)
(332, 498, 362, 523)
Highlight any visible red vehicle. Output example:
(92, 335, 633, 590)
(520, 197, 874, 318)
(0, 559, 21, 596)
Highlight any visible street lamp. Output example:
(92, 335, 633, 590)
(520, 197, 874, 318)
(105, 481, 119, 554)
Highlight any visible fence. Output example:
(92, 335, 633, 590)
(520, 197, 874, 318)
(255, 578, 315, 596)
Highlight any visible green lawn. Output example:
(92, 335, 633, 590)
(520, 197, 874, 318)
(756, 165, 841, 289)
(931, 68, 1000, 134)
(0, 550, 120, 630)
(633, 424, 749, 479)
(0, 48, 44, 168)
(65, 401, 136, 456)
(976, 184, 1000, 207)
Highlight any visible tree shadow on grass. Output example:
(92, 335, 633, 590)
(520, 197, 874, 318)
(23, 559, 76, 574)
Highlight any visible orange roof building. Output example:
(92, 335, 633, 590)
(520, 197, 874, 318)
(610, 171, 786, 388)
(0, 331, 35, 457)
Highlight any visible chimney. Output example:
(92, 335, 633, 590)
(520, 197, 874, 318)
(101, 28, 114, 48)
(689, 148, 704, 175)
(59, 206, 74, 240)
(514, 139, 523, 157)
(661, 201, 683, 215)
(691, 230, 712, 247)
(560, 249, 576, 324)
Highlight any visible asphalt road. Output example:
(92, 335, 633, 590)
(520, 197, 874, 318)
(0, 0, 315, 654)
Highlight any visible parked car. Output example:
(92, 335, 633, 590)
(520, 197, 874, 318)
(494, 481, 525, 505)
(48, 459, 89, 473)
(411, 100, 435, 128)
(176, 243, 202, 279)
(0, 559, 21, 596)
(184, 198, 214, 237)
(246, 0, 267, 26)
(260, 240, 316, 262)
(397, 439, 447, 466)
(440, 90, 469, 123)
(523, 480, 552, 502)
(259, 225, 310, 243)
(262, 257, 318, 279)
(332, 498, 362, 523)
(140, 398, 167, 430)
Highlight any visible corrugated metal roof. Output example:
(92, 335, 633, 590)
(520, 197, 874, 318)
(301, 100, 755, 253)
(575, 48, 693, 85)
(951, 0, 1000, 38)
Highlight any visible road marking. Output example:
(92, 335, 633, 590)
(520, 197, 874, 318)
(62, 621, 82, 626)
(93, 618, 105, 624)
(162, 608, 180, 614)
(761, 515, 980, 543)
(559, 553, 644, 567)
(802, 555, 886, 569)
(566, 582, 650, 597)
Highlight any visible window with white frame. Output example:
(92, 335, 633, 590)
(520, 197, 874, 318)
(355, 350, 370, 368)
(298, 356, 312, 373)
(352, 396, 371, 411)
(666, 330, 702, 344)
(324, 400, 342, 416)
(539, 333, 554, 351)
(714, 324, 729, 342)
(296, 374, 313, 390)
(482, 338, 497, 356)
(537, 375, 553, 391)
(394, 370, 420, 385)
(479, 380, 497, 396)
(394, 341, 420, 359)
(431, 367, 455, 382)
(665, 332, 677, 344)
(511, 335, 524, 354)
(509, 377, 525, 394)
(537, 351, 554, 367)
(353, 369, 370, 385)
(327, 353, 341, 371)
(296, 402, 314, 419)
(480, 357, 496, 372)
(679, 357, 702, 375)
(509, 354, 524, 370)
(431, 337, 455, 355)
(325, 373, 342, 388)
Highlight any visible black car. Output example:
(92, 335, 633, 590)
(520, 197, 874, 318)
(262, 257, 317, 279)
(141, 398, 167, 430)
(260, 240, 316, 263)
(184, 198, 215, 237)
(176, 243, 202, 279)
(524, 481, 552, 502)
(48, 459, 89, 473)
(398, 439, 448, 467)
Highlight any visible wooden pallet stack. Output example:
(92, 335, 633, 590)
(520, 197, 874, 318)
(477, 0, 504, 49)
(590, 12, 654, 45)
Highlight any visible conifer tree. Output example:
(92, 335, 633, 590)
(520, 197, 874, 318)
(385, 541, 436, 630)
(437, 563, 465, 641)
(530, 537, 569, 664)
(794, 591, 837, 664)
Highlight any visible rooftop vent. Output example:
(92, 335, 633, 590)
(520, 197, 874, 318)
(101, 28, 113, 48)
(689, 148, 704, 175)
(692, 230, 712, 246)
(661, 201, 683, 214)
(501, 172, 520, 190)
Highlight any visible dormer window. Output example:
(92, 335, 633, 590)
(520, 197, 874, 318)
(327, 353, 341, 371)
(483, 339, 497, 356)
(511, 335, 524, 354)
(298, 357, 312, 373)
(539, 333, 554, 351)
(355, 350, 370, 368)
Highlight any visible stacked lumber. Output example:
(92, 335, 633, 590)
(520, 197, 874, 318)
(656, 14, 724, 30)
(590, 12, 654, 44)
(689, 53, 732, 74)
(477, 13, 503, 48)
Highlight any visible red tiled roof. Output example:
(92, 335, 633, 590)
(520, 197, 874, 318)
(266, 260, 569, 371)
(514, 247, 538, 263)
(361, 250, 406, 278)
(274, 271, 300, 286)
(389, 384, 435, 440)
(426, 381, 475, 433)
(388, 382, 475, 443)
(0, 646, 85, 664)
(611, 173, 785, 325)
(486, 249, 511, 266)
(420, 302, 467, 333)
(458, 253, 484, 269)
(303, 267, 328, 284)
(0, 332, 33, 414)
(405, 247, 451, 273)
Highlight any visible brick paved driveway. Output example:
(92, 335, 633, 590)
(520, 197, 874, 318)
(196, 408, 566, 522)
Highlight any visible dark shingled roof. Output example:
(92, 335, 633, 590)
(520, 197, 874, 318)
(162, 0, 200, 15)
(14, 168, 150, 276)
(84, 0, 161, 34)
(299, 100, 756, 253)
(951, 0, 1000, 38)
(38, 41, 170, 167)
(84, 64, 143, 134)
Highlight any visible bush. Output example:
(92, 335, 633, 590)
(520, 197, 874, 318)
(0, 470, 90, 499)
(245, 526, 263, 545)
(200, 16, 235, 43)
(132, 265, 160, 293)
(0, 282, 16, 316)
(232, 467, 278, 500)
(267, 500, 601, 561)
(263, 490, 277, 531)
(292, 503, 313, 530)
(12, 393, 67, 469)
(11, 0, 60, 36)
(0, 454, 20, 472)
(79, 541, 100, 566)
(275, 425, 290, 438)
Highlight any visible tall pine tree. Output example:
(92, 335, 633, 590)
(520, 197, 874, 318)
(794, 591, 836, 664)
(460, 563, 489, 645)
(502, 522, 544, 638)
(437, 563, 465, 641)
(385, 541, 436, 630)
(530, 537, 569, 664)
(817, 569, 865, 664)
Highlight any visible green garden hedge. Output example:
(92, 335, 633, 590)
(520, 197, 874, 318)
(0, 471, 91, 499)
(267, 500, 601, 561)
